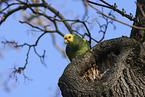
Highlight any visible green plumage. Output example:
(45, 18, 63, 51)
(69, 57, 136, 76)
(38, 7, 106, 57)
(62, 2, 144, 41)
(64, 34, 91, 61)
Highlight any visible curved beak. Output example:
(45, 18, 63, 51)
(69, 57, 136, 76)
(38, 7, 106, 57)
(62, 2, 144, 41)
(64, 39, 68, 44)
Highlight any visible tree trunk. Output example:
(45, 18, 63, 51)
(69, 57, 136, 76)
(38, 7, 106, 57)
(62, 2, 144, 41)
(58, 0, 145, 96)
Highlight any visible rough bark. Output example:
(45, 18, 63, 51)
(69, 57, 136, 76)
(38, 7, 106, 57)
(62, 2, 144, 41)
(130, 0, 145, 43)
(58, 0, 145, 96)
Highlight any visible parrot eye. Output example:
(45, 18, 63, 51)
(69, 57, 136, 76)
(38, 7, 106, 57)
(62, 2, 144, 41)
(69, 36, 71, 38)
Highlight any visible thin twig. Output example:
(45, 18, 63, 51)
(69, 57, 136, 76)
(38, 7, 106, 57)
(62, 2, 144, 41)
(82, 22, 92, 45)
(85, 0, 145, 30)
(87, 0, 137, 23)
(33, 47, 46, 65)
(42, 1, 73, 33)
(0, 2, 73, 34)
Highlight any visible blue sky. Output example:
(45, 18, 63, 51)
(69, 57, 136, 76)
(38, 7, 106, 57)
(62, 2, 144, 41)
(0, 0, 136, 97)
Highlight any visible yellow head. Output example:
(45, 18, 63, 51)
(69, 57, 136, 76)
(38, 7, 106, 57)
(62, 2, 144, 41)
(64, 34, 74, 44)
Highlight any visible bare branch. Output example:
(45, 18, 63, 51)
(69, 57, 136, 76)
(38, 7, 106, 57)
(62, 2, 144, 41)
(33, 47, 46, 66)
(0, 1, 73, 34)
(85, 0, 145, 30)
(19, 20, 57, 33)
(9, 46, 32, 82)
(41, 0, 73, 34)
(82, 22, 92, 45)
(87, 0, 137, 22)
(1, 31, 48, 77)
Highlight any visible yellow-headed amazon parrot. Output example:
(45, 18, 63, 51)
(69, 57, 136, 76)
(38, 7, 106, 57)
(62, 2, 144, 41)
(64, 34, 91, 62)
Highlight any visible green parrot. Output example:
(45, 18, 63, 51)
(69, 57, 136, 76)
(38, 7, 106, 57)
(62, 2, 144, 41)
(64, 34, 91, 62)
